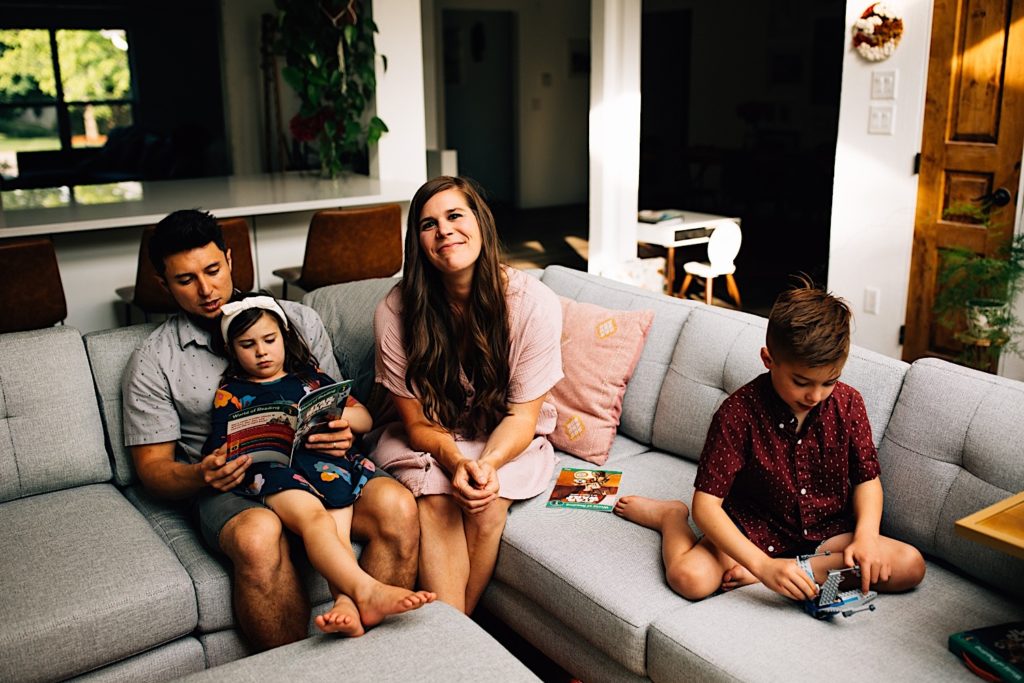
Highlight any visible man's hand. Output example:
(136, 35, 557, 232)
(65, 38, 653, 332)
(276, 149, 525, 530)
(199, 445, 250, 492)
(305, 418, 354, 457)
(844, 533, 889, 594)
(755, 557, 819, 601)
(451, 459, 499, 514)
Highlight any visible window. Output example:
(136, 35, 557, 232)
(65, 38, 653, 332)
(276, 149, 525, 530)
(0, 28, 134, 179)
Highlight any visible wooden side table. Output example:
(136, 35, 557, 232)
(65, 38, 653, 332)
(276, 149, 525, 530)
(954, 490, 1024, 560)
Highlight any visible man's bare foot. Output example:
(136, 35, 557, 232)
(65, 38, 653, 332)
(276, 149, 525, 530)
(613, 496, 689, 532)
(353, 582, 437, 629)
(315, 594, 365, 636)
(720, 564, 758, 591)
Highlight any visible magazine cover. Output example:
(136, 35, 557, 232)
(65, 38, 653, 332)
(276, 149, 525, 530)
(226, 379, 353, 466)
(546, 467, 622, 512)
(949, 621, 1024, 682)
(225, 402, 297, 465)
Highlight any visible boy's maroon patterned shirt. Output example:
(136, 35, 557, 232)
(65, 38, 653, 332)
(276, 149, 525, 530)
(694, 373, 880, 557)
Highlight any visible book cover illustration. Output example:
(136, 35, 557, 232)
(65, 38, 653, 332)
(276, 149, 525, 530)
(226, 379, 353, 466)
(949, 621, 1024, 682)
(546, 467, 622, 512)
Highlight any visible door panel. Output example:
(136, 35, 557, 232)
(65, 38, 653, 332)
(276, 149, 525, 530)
(903, 0, 1024, 364)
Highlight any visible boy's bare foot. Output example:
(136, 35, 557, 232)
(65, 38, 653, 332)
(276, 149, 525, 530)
(721, 564, 758, 591)
(353, 582, 437, 629)
(613, 496, 689, 532)
(315, 594, 365, 636)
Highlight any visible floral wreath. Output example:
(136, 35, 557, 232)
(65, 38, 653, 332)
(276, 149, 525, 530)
(852, 3, 904, 62)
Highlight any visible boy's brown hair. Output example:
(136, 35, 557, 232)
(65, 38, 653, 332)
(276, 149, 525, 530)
(766, 276, 852, 367)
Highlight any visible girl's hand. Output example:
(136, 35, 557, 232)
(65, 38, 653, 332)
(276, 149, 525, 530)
(755, 557, 819, 601)
(306, 418, 354, 457)
(199, 445, 249, 492)
(452, 459, 499, 513)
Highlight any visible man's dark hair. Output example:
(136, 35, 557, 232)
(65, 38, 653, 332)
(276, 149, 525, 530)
(148, 209, 226, 277)
(766, 275, 852, 368)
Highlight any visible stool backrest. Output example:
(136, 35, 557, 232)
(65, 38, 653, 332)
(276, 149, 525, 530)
(707, 221, 742, 271)
(299, 204, 403, 290)
(0, 237, 67, 333)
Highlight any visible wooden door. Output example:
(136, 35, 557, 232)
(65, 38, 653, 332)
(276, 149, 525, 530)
(903, 0, 1024, 363)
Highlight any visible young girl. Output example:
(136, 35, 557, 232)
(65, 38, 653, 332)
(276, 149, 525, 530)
(203, 294, 435, 636)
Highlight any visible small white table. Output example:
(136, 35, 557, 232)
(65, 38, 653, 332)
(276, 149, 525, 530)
(636, 211, 739, 296)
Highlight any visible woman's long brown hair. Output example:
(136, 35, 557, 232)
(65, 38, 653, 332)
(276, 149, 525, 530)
(400, 176, 511, 437)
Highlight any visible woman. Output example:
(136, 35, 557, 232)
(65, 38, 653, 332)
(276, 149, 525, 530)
(370, 176, 563, 614)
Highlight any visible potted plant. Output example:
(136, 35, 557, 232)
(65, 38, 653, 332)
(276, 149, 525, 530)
(933, 201, 1024, 370)
(274, 0, 388, 178)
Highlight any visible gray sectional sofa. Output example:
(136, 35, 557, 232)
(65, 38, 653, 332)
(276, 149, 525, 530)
(2, 264, 1022, 682)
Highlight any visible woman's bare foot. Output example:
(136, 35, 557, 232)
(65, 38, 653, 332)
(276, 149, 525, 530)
(613, 496, 689, 532)
(315, 594, 365, 636)
(353, 582, 437, 629)
(720, 564, 758, 591)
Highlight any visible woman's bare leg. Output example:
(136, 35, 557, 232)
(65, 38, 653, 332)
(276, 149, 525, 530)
(462, 497, 513, 614)
(417, 494, 470, 612)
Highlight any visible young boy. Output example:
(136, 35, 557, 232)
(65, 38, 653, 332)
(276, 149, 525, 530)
(615, 282, 925, 601)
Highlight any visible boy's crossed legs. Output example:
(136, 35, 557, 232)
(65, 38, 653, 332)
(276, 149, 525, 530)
(615, 496, 924, 600)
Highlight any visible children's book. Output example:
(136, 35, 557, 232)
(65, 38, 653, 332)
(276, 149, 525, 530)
(546, 467, 622, 512)
(638, 209, 686, 226)
(948, 622, 1024, 682)
(225, 379, 353, 466)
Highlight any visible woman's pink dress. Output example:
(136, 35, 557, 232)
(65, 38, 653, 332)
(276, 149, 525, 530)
(371, 268, 563, 499)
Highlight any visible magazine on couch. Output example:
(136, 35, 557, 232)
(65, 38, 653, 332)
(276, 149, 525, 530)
(225, 379, 353, 466)
(546, 467, 622, 512)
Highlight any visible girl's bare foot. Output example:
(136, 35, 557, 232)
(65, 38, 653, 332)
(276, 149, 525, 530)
(613, 496, 689, 532)
(315, 594, 365, 636)
(721, 564, 758, 591)
(353, 582, 437, 629)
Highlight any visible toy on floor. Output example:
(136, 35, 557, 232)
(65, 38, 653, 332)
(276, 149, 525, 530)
(796, 551, 878, 620)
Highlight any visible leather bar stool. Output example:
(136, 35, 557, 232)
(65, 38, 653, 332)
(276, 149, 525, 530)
(0, 237, 68, 333)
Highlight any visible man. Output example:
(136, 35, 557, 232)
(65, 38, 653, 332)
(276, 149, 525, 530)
(122, 209, 419, 649)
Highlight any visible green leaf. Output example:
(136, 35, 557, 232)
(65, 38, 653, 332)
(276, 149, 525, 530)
(344, 24, 356, 48)
(281, 65, 304, 92)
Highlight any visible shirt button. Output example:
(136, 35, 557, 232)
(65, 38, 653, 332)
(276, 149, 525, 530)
(768, 545, 775, 553)
(803, 529, 809, 536)
(779, 423, 784, 429)
(797, 439, 802, 445)
(800, 488, 807, 495)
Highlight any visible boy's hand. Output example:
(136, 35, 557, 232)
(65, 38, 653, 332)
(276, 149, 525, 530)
(305, 418, 353, 457)
(199, 445, 249, 492)
(755, 558, 819, 601)
(844, 534, 890, 594)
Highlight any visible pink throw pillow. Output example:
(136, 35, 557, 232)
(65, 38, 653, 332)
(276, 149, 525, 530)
(548, 297, 654, 464)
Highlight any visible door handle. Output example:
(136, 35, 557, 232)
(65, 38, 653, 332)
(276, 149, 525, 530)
(973, 187, 1013, 207)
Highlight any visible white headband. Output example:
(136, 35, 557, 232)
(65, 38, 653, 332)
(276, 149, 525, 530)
(220, 296, 289, 343)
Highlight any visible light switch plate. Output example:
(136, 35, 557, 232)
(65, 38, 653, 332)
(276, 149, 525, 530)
(871, 70, 897, 99)
(868, 104, 895, 135)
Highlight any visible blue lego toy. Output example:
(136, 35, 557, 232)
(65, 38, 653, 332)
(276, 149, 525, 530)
(796, 551, 878, 619)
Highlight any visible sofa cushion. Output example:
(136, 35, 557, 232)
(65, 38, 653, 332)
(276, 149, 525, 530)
(83, 323, 159, 487)
(548, 297, 654, 463)
(652, 304, 908, 461)
(122, 485, 335, 634)
(303, 277, 399, 406)
(177, 602, 541, 683)
(70, 638, 204, 682)
(0, 484, 198, 682)
(646, 562, 1024, 682)
(495, 446, 699, 676)
(878, 358, 1024, 600)
(541, 265, 696, 446)
(0, 327, 111, 502)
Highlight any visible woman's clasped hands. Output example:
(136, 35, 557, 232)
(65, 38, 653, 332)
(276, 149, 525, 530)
(451, 458, 500, 513)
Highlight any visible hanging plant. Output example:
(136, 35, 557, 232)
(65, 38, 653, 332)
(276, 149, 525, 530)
(275, 0, 388, 178)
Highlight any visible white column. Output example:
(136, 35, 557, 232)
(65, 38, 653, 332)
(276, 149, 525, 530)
(371, 0, 428, 187)
(588, 0, 642, 278)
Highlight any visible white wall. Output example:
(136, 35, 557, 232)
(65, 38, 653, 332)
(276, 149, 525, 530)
(422, 0, 590, 208)
(827, 0, 932, 359)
